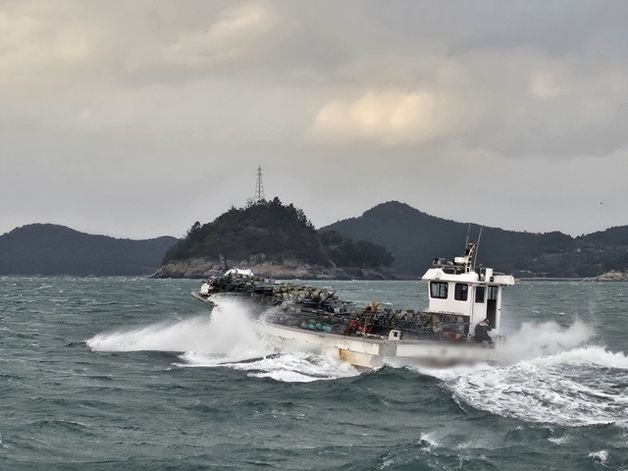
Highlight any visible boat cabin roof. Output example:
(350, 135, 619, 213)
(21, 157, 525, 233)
(223, 268, 254, 277)
(421, 267, 514, 286)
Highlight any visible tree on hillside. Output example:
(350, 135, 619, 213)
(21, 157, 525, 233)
(164, 200, 393, 270)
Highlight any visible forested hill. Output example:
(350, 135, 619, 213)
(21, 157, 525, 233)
(0, 224, 177, 276)
(158, 198, 394, 279)
(322, 201, 628, 278)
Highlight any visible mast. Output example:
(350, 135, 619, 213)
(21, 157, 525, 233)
(473, 226, 483, 269)
(254, 165, 265, 202)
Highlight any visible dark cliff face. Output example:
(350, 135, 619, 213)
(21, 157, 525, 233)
(323, 201, 628, 277)
(0, 224, 177, 276)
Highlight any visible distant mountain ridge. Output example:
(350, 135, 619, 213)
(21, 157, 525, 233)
(322, 201, 628, 278)
(0, 224, 177, 276)
(5, 202, 628, 279)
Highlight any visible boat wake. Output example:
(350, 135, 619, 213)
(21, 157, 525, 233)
(415, 323, 628, 428)
(177, 351, 359, 383)
(494, 320, 594, 363)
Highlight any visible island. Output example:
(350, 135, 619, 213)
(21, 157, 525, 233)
(153, 198, 395, 279)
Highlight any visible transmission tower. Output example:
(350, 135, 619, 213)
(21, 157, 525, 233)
(254, 165, 265, 202)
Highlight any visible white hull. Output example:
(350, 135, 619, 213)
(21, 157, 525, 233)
(253, 320, 496, 369)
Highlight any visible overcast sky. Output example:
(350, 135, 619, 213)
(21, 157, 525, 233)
(1, 1, 627, 239)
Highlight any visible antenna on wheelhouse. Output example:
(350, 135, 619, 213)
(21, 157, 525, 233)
(456, 224, 477, 273)
(473, 225, 484, 269)
(254, 165, 265, 202)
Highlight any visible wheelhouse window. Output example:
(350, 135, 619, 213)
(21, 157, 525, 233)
(454, 283, 468, 301)
(488, 286, 498, 301)
(475, 286, 485, 303)
(430, 282, 448, 299)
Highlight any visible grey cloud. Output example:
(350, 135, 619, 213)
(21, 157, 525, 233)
(1, 0, 627, 239)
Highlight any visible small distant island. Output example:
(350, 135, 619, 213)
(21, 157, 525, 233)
(153, 198, 395, 279)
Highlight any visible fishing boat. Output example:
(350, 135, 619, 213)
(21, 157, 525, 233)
(192, 242, 514, 369)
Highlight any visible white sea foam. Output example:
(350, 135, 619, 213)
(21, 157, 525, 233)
(88, 297, 359, 383)
(179, 351, 359, 382)
(547, 435, 569, 445)
(529, 345, 628, 369)
(494, 320, 593, 364)
(415, 321, 628, 428)
(588, 450, 609, 465)
(86, 297, 269, 360)
(417, 432, 439, 449)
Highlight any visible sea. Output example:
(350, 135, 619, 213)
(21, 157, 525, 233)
(0, 277, 627, 470)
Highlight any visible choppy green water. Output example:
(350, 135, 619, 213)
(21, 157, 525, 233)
(1, 277, 627, 470)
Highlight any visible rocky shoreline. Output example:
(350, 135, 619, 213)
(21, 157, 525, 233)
(151, 257, 400, 280)
(595, 269, 628, 282)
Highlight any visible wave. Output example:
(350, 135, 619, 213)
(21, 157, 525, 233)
(494, 320, 593, 364)
(588, 450, 609, 465)
(177, 351, 359, 383)
(415, 321, 628, 428)
(529, 345, 628, 369)
(87, 297, 359, 383)
(86, 297, 269, 360)
(88, 299, 627, 425)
